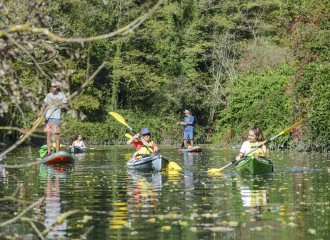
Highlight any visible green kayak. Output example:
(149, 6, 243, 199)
(235, 156, 273, 176)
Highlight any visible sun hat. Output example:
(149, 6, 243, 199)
(184, 110, 190, 113)
(141, 128, 151, 134)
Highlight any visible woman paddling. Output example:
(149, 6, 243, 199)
(127, 128, 159, 159)
(236, 125, 270, 161)
(70, 135, 87, 149)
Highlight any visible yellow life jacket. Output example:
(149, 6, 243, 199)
(247, 141, 265, 157)
(135, 141, 155, 159)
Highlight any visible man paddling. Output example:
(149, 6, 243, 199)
(177, 110, 194, 149)
(38, 81, 69, 157)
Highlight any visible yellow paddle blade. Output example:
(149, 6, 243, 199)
(125, 133, 133, 139)
(279, 119, 304, 135)
(167, 162, 182, 171)
(109, 112, 127, 126)
(52, 143, 63, 148)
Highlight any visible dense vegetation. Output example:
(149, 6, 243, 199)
(0, 0, 329, 150)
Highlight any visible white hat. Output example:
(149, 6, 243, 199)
(184, 110, 190, 113)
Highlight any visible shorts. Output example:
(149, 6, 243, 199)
(44, 118, 60, 133)
(183, 131, 193, 140)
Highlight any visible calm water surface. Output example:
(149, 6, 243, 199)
(0, 145, 329, 239)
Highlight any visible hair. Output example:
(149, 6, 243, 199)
(74, 134, 81, 141)
(51, 80, 61, 87)
(249, 125, 264, 141)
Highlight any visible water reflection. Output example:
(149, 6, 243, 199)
(238, 176, 272, 224)
(183, 153, 194, 197)
(72, 152, 86, 162)
(2, 147, 330, 240)
(40, 164, 72, 238)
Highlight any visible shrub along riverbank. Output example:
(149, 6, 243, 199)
(0, 0, 329, 152)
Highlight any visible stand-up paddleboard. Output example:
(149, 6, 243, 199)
(35, 151, 74, 164)
(178, 146, 202, 153)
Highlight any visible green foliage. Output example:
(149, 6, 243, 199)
(213, 61, 293, 147)
(1, 0, 330, 150)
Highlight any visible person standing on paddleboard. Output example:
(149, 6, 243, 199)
(177, 110, 194, 149)
(38, 81, 69, 157)
(127, 128, 159, 159)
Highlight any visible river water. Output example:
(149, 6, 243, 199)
(0, 145, 329, 239)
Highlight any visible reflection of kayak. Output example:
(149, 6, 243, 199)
(127, 153, 168, 171)
(178, 146, 202, 153)
(69, 146, 85, 153)
(235, 156, 273, 176)
(39, 163, 72, 181)
(35, 151, 74, 164)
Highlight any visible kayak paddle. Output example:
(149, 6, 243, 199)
(207, 119, 305, 175)
(109, 112, 181, 170)
(0, 117, 44, 161)
(124, 133, 182, 171)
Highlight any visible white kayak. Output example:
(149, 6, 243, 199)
(127, 153, 169, 171)
(69, 146, 85, 153)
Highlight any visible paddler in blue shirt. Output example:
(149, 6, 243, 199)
(177, 110, 194, 149)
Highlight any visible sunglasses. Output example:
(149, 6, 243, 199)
(142, 134, 151, 136)
(51, 86, 57, 88)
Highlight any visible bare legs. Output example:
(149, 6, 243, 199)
(183, 139, 194, 148)
(47, 132, 60, 154)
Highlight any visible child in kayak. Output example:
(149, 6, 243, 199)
(127, 128, 159, 159)
(236, 125, 270, 161)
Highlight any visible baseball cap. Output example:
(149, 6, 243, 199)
(141, 128, 151, 134)
(184, 110, 190, 113)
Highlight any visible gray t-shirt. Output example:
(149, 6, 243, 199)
(43, 92, 67, 119)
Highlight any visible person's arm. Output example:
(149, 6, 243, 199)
(262, 140, 270, 157)
(185, 116, 194, 125)
(153, 142, 159, 152)
(38, 95, 48, 117)
(70, 141, 75, 147)
(236, 141, 248, 160)
(127, 134, 140, 146)
(236, 152, 244, 161)
(38, 105, 45, 117)
(82, 141, 87, 148)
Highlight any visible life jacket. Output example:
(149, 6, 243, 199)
(247, 141, 265, 157)
(135, 141, 156, 159)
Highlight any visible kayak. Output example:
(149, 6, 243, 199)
(178, 146, 202, 153)
(235, 156, 273, 176)
(69, 146, 85, 153)
(35, 151, 74, 164)
(127, 153, 169, 171)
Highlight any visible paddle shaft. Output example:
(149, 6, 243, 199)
(0, 117, 41, 161)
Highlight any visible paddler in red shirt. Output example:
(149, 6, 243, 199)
(127, 128, 159, 159)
